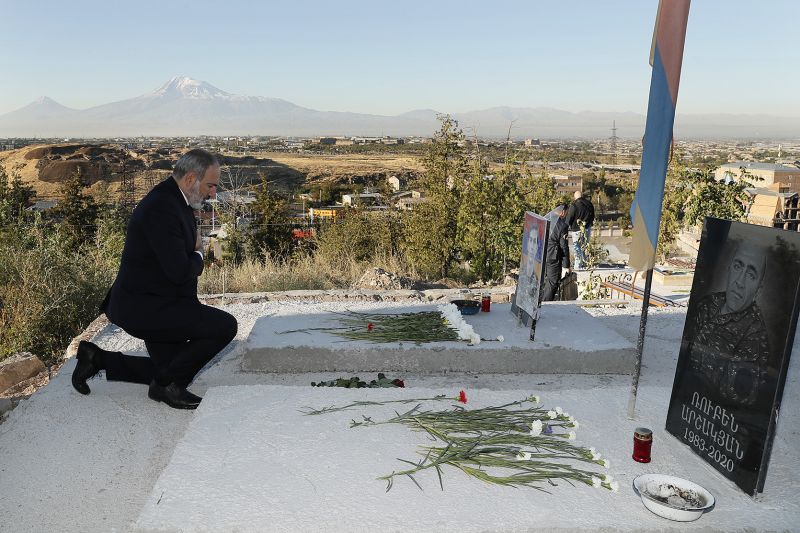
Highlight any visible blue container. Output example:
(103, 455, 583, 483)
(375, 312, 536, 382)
(451, 299, 480, 315)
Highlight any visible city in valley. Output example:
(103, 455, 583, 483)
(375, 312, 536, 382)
(2, 132, 799, 264)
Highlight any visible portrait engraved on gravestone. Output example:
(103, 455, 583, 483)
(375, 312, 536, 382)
(512, 212, 548, 326)
(687, 241, 770, 406)
(666, 218, 800, 496)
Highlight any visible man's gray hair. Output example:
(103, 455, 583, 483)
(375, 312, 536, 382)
(173, 149, 219, 181)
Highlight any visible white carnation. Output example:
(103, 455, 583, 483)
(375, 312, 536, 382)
(591, 476, 602, 488)
(529, 420, 543, 436)
(590, 448, 602, 461)
(568, 431, 576, 440)
(438, 304, 481, 345)
(571, 420, 580, 429)
(496, 335, 504, 342)
(555, 406, 563, 415)
(547, 410, 557, 419)
(602, 474, 613, 484)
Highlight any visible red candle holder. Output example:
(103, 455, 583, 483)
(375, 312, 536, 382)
(633, 427, 652, 463)
(481, 294, 491, 312)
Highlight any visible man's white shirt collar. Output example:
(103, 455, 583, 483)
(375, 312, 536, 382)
(178, 187, 190, 207)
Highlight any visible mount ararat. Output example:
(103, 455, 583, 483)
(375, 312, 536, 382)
(0, 76, 796, 139)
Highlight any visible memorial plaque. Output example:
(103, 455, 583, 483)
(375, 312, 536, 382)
(511, 212, 549, 326)
(666, 218, 800, 496)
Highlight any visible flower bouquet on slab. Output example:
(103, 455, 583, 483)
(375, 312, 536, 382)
(279, 304, 502, 345)
(304, 391, 617, 493)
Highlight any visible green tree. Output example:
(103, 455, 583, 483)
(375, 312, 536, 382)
(0, 165, 36, 222)
(656, 158, 691, 260)
(519, 163, 558, 216)
(682, 166, 756, 228)
(219, 212, 247, 265)
(54, 168, 98, 249)
(653, 158, 755, 261)
(403, 115, 467, 279)
(247, 174, 293, 260)
(315, 208, 401, 269)
(458, 150, 527, 281)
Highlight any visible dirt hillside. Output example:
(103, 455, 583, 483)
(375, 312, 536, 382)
(0, 145, 426, 201)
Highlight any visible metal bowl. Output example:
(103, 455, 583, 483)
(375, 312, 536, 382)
(450, 299, 481, 315)
(633, 474, 714, 522)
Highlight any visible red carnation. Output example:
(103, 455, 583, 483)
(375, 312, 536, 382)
(458, 390, 467, 404)
(367, 323, 374, 332)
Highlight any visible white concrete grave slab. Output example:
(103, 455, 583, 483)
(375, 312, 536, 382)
(242, 301, 635, 374)
(136, 385, 799, 532)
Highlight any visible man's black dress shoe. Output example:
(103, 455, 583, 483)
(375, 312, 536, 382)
(71, 340, 104, 395)
(148, 381, 202, 410)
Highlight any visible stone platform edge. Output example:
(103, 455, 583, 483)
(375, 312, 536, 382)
(199, 287, 516, 305)
(242, 345, 635, 375)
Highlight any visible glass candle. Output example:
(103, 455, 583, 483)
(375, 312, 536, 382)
(633, 427, 652, 463)
(481, 294, 491, 312)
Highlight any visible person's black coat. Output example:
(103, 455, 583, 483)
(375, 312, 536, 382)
(565, 197, 595, 232)
(546, 216, 571, 269)
(103, 177, 204, 332)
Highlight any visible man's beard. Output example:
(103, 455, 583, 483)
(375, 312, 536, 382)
(187, 180, 205, 209)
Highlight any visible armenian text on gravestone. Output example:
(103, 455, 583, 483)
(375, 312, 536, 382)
(665, 218, 800, 496)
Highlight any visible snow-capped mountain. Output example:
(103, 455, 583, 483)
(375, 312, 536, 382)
(0, 77, 796, 138)
(149, 76, 235, 100)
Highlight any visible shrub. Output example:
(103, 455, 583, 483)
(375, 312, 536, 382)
(0, 223, 117, 365)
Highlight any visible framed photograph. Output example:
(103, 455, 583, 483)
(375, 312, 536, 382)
(511, 212, 549, 326)
(665, 218, 800, 496)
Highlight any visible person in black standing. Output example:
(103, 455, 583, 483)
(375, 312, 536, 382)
(71, 149, 238, 409)
(565, 191, 595, 270)
(541, 204, 572, 301)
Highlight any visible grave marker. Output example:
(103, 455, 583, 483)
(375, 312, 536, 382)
(666, 218, 800, 496)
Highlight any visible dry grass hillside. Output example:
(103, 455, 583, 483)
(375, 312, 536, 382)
(0, 144, 426, 201)
(260, 151, 424, 181)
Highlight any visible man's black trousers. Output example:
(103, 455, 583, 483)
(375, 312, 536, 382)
(103, 304, 238, 388)
(541, 262, 562, 302)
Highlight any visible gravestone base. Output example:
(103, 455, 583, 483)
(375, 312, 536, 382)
(242, 302, 635, 375)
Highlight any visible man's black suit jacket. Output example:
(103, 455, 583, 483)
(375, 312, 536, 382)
(104, 177, 205, 332)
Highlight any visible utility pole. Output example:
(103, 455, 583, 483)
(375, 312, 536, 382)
(610, 120, 618, 165)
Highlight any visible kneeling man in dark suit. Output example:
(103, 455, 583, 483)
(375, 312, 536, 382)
(72, 148, 238, 409)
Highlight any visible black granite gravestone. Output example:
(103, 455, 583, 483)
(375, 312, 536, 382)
(666, 218, 800, 496)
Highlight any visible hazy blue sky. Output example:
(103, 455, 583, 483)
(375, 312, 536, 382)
(1, 0, 798, 117)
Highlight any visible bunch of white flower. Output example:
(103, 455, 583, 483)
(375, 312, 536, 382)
(437, 303, 481, 344)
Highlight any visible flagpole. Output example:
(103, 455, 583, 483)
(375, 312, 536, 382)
(626, 0, 690, 419)
(627, 268, 653, 419)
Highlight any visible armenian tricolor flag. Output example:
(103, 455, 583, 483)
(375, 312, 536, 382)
(629, 0, 690, 271)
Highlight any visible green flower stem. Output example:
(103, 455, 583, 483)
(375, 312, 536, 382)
(308, 395, 611, 492)
(279, 309, 465, 344)
(301, 395, 450, 416)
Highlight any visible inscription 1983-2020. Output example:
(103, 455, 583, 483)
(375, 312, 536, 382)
(679, 391, 743, 473)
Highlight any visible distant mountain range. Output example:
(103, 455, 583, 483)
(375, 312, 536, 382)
(0, 76, 797, 139)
